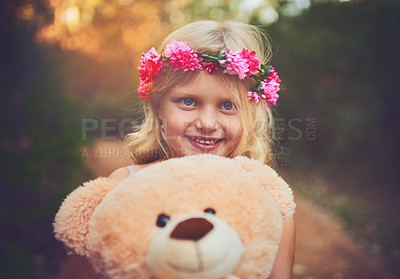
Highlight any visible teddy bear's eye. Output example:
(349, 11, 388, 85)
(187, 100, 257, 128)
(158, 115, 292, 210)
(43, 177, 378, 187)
(156, 213, 170, 228)
(204, 208, 216, 215)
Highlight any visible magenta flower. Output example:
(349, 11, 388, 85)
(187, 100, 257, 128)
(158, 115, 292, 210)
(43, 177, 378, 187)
(248, 68, 281, 106)
(138, 80, 151, 100)
(219, 48, 249, 79)
(268, 67, 281, 82)
(240, 49, 260, 76)
(202, 62, 219, 74)
(263, 91, 279, 106)
(260, 78, 280, 95)
(259, 67, 281, 106)
(138, 47, 163, 84)
(248, 91, 261, 103)
(164, 40, 202, 72)
(137, 47, 164, 100)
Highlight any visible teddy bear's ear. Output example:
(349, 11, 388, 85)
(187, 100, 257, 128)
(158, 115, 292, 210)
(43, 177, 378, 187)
(54, 177, 118, 256)
(233, 156, 296, 221)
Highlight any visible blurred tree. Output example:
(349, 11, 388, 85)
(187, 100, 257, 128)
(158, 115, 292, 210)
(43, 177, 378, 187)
(0, 1, 91, 278)
(270, 0, 400, 185)
(35, 0, 168, 62)
(34, 0, 282, 62)
(267, 0, 400, 274)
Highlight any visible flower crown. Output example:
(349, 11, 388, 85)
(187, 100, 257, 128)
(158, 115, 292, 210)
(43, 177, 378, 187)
(138, 40, 281, 106)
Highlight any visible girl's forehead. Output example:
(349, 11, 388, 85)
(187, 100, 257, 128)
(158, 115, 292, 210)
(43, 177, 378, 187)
(169, 71, 233, 99)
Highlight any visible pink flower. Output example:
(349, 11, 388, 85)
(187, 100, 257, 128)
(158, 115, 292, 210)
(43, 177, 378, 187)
(202, 62, 219, 74)
(260, 67, 281, 106)
(263, 92, 279, 106)
(248, 68, 281, 106)
(137, 47, 163, 100)
(260, 78, 280, 95)
(138, 80, 151, 100)
(240, 49, 260, 76)
(248, 91, 261, 103)
(138, 47, 163, 84)
(219, 48, 249, 79)
(164, 40, 202, 72)
(268, 67, 281, 82)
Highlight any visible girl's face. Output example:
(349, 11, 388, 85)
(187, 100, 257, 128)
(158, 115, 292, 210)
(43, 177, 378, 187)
(158, 71, 243, 158)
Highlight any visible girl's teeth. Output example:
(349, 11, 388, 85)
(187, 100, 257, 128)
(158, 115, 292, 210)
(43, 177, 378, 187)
(191, 137, 217, 145)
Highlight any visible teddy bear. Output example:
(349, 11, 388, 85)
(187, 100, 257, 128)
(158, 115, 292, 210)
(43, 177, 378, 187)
(54, 155, 295, 279)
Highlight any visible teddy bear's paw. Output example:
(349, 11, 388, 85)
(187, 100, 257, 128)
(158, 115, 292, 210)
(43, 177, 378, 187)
(54, 177, 118, 256)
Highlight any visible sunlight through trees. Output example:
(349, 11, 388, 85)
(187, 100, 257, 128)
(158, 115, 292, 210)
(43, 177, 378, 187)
(32, 0, 281, 61)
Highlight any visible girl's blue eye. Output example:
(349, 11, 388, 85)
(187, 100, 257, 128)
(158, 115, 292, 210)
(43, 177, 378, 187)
(181, 98, 195, 106)
(221, 101, 234, 110)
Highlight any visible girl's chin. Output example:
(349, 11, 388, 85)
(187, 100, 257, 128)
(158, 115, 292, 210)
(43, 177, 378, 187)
(176, 148, 231, 158)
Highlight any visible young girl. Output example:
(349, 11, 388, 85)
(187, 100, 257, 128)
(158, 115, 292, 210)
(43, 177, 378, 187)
(109, 20, 295, 279)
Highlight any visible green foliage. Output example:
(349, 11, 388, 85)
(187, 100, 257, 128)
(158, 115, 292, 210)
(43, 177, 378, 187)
(269, 1, 400, 184)
(267, 0, 400, 274)
(0, 18, 91, 279)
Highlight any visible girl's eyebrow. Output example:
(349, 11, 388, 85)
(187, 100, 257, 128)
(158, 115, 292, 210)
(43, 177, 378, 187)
(169, 89, 198, 98)
(169, 90, 236, 104)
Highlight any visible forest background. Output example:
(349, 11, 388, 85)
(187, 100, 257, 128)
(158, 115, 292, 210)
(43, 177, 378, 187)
(1, 0, 399, 278)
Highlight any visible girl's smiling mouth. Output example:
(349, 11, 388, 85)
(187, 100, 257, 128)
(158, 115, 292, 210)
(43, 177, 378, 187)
(186, 136, 223, 150)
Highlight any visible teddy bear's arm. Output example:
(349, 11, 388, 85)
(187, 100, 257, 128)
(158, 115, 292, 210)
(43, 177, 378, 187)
(54, 177, 118, 256)
(234, 156, 296, 222)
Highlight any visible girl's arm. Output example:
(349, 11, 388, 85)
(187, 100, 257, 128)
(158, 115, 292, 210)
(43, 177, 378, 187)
(108, 167, 130, 181)
(109, 160, 162, 181)
(268, 216, 296, 279)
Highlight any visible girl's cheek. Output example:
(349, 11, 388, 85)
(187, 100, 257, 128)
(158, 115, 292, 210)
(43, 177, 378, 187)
(167, 113, 193, 134)
(177, 112, 196, 126)
(224, 116, 242, 133)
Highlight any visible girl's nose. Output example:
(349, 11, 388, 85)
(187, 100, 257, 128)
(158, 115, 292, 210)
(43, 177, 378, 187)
(195, 109, 218, 132)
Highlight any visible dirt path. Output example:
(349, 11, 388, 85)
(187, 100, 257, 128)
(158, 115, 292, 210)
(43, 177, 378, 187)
(56, 140, 395, 279)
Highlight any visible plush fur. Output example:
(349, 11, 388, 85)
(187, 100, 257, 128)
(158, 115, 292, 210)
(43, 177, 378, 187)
(54, 156, 295, 279)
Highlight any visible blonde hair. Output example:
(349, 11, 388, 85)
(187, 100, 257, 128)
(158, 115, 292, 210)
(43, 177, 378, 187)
(126, 20, 276, 164)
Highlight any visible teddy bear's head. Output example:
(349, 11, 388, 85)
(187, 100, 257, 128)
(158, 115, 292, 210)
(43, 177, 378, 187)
(54, 156, 295, 279)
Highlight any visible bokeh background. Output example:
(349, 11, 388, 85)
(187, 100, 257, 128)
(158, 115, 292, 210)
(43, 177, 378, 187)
(1, 0, 399, 278)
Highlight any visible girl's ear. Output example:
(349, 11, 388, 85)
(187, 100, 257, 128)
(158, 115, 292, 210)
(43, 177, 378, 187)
(54, 177, 118, 256)
(233, 156, 296, 221)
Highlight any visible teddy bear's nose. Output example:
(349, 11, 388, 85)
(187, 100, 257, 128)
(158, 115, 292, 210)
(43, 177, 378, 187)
(170, 218, 214, 241)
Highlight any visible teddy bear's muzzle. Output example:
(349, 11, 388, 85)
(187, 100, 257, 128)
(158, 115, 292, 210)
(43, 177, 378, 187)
(147, 213, 244, 279)
(170, 217, 214, 241)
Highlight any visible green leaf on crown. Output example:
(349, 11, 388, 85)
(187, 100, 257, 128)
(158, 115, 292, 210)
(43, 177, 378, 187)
(218, 49, 227, 61)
